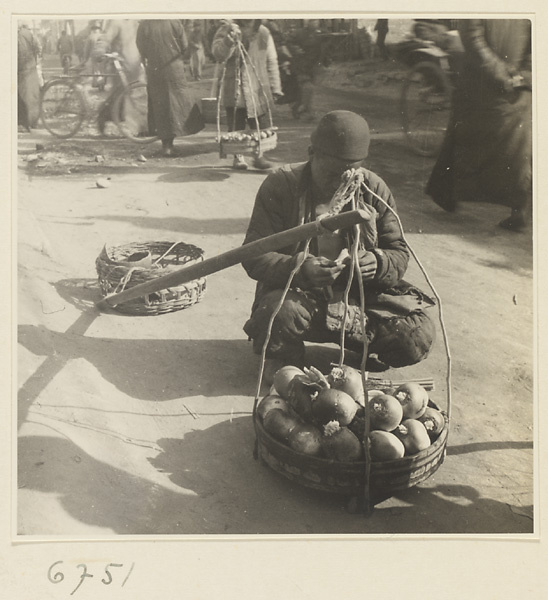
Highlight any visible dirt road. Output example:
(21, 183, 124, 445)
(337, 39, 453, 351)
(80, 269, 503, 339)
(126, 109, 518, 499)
(17, 57, 534, 536)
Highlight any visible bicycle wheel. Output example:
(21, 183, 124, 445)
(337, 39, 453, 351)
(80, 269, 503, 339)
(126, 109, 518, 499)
(400, 61, 452, 157)
(112, 82, 159, 144)
(40, 79, 86, 139)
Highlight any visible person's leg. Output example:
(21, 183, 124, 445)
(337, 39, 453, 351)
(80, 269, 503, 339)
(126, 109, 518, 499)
(244, 289, 327, 366)
(249, 113, 273, 169)
(227, 107, 249, 169)
(366, 310, 436, 368)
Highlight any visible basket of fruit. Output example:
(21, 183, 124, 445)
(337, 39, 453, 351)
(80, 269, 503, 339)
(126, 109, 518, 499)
(218, 128, 278, 159)
(95, 241, 206, 316)
(253, 364, 449, 505)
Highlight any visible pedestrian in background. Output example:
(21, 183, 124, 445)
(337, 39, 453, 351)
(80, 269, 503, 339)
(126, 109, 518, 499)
(286, 19, 325, 121)
(136, 19, 204, 156)
(212, 19, 282, 170)
(18, 22, 42, 132)
(189, 21, 206, 80)
(57, 29, 74, 73)
(426, 19, 532, 232)
(374, 19, 389, 60)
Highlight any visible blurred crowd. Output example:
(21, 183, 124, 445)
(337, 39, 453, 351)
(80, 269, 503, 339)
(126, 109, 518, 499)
(18, 17, 532, 229)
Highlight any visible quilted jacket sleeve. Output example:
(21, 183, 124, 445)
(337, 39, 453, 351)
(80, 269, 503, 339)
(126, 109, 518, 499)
(242, 169, 306, 288)
(363, 171, 409, 290)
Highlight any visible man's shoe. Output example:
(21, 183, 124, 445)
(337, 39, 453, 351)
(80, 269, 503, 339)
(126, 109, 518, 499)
(232, 154, 248, 170)
(252, 155, 273, 170)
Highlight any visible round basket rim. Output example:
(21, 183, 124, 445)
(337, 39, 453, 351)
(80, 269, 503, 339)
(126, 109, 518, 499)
(254, 412, 449, 470)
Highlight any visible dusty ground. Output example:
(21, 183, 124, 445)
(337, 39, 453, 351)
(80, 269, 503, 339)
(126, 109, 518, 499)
(17, 55, 534, 536)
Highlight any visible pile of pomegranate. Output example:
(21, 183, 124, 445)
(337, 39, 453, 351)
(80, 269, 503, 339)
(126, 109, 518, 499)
(219, 127, 278, 145)
(257, 365, 445, 463)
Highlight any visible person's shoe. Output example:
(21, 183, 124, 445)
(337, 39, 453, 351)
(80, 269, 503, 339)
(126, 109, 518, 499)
(162, 147, 178, 157)
(252, 155, 273, 170)
(498, 210, 527, 232)
(232, 154, 248, 170)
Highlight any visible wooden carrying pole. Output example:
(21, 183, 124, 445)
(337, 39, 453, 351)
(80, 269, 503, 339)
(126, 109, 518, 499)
(95, 209, 373, 310)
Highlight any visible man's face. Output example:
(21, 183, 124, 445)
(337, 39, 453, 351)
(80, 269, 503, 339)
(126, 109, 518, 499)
(309, 149, 364, 199)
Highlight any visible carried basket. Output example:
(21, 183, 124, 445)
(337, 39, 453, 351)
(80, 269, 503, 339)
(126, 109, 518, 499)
(213, 38, 279, 158)
(95, 241, 206, 316)
(254, 395, 448, 505)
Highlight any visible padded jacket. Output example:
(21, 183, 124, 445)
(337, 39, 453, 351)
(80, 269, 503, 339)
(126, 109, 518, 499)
(242, 162, 410, 307)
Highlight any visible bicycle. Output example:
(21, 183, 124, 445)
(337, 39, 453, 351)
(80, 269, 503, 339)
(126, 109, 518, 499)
(39, 52, 159, 143)
(397, 35, 461, 157)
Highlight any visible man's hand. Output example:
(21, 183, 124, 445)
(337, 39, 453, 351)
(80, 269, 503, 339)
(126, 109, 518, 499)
(300, 256, 346, 288)
(357, 249, 378, 281)
(226, 24, 241, 45)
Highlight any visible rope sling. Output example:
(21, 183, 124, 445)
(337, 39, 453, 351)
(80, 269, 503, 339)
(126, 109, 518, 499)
(252, 168, 452, 514)
(216, 37, 275, 154)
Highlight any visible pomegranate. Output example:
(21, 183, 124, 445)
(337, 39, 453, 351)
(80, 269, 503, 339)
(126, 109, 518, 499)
(311, 388, 359, 427)
(418, 407, 445, 440)
(394, 383, 429, 420)
(263, 408, 302, 442)
(328, 365, 365, 406)
(272, 366, 306, 399)
(368, 430, 406, 461)
(288, 423, 323, 456)
(394, 419, 431, 455)
(321, 421, 363, 462)
(287, 375, 316, 422)
(257, 395, 290, 421)
(369, 394, 403, 431)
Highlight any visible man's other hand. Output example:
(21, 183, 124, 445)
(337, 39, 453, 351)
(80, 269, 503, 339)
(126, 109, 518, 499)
(357, 249, 378, 281)
(300, 256, 345, 288)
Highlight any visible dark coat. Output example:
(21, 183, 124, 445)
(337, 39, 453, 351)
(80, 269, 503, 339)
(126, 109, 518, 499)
(242, 162, 410, 308)
(426, 19, 532, 212)
(136, 20, 204, 138)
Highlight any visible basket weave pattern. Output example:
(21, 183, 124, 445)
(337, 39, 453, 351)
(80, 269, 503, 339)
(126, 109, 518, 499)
(256, 416, 448, 502)
(95, 241, 206, 315)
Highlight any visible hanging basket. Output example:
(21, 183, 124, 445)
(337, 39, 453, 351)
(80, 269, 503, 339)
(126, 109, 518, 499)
(95, 241, 206, 316)
(254, 395, 448, 505)
(219, 128, 278, 158)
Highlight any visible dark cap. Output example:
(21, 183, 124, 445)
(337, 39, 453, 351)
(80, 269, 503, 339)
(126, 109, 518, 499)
(310, 110, 370, 161)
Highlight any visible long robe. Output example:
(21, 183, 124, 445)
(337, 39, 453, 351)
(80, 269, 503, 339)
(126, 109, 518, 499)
(136, 20, 204, 139)
(18, 26, 41, 130)
(426, 19, 532, 212)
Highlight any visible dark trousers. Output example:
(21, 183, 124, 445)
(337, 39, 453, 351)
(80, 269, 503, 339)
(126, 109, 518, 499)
(225, 107, 269, 132)
(244, 288, 436, 368)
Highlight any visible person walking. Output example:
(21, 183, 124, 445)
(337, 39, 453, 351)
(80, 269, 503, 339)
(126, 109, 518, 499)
(285, 19, 326, 121)
(18, 22, 42, 132)
(212, 19, 282, 170)
(57, 29, 74, 73)
(426, 19, 532, 232)
(374, 19, 389, 60)
(136, 19, 204, 156)
(241, 110, 436, 380)
(189, 21, 206, 80)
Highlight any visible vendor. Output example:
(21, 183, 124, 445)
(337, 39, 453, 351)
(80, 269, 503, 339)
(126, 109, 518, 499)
(241, 110, 436, 380)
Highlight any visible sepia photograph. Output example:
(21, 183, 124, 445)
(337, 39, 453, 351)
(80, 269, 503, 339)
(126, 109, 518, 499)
(6, 2, 547, 598)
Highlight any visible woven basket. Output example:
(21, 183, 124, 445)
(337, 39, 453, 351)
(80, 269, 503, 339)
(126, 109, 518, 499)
(255, 399, 448, 505)
(95, 241, 206, 316)
(219, 132, 278, 159)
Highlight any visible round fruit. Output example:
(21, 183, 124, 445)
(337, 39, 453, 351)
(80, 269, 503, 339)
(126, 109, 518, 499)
(368, 430, 406, 461)
(312, 388, 359, 427)
(321, 422, 363, 462)
(328, 365, 365, 406)
(263, 408, 301, 442)
(369, 394, 404, 431)
(393, 419, 431, 455)
(272, 366, 306, 399)
(287, 375, 315, 421)
(256, 395, 290, 421)
(288, 423, 323, 456)
(394, 383, 429, 419)
(418, 407, 445, 440)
